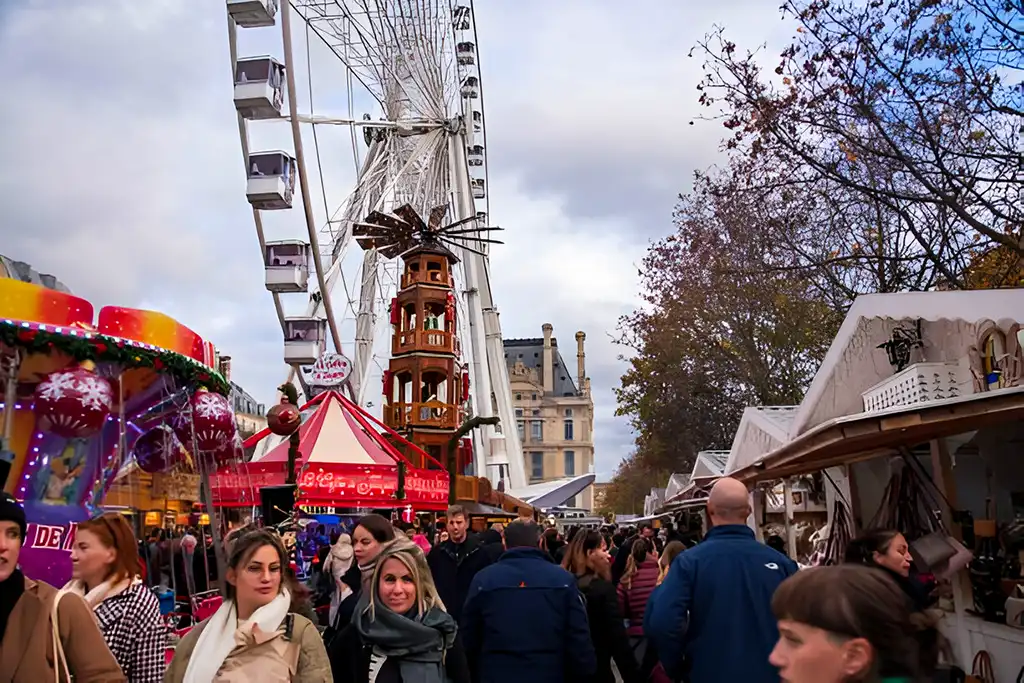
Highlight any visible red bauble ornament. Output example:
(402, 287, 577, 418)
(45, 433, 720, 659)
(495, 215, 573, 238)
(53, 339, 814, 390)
(209, 430, 244, 468)
(267, 402, 301, 436)
(171, 409, 193, 451)
(186, 389, 236, 452)
(132, 425, 182, 474)
(34, 366, 113, 438)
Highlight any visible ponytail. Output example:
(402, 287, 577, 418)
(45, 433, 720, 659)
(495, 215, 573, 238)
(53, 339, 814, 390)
(620, 538, 652, 590)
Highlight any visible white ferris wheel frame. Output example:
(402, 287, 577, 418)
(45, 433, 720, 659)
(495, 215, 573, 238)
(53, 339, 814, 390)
(226, 0, 526, 490)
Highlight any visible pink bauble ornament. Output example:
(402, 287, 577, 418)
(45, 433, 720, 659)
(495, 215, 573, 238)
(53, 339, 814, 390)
(132, 425, 182, 474)
(34, 366, 113, 439)
(189, 389, 236, 452)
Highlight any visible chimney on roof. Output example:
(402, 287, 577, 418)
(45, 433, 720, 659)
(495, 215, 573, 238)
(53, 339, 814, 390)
(575, 331, 586, 395)
(542, 323, 554, 394)
(218, 355, 232, 381)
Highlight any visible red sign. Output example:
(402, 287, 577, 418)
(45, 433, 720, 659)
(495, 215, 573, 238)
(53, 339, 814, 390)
(210, 464, 448, 508)
(298, 466, 448, 505)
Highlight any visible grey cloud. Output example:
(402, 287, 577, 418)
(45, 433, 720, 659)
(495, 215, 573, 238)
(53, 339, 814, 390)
(473, 1, 793, 237)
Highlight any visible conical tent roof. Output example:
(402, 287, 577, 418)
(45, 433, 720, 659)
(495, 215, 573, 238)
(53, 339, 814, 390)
(252, 392, 396, 467)
(210, 391, 448, 510)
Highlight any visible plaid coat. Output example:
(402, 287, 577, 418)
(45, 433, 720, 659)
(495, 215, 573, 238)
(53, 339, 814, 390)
(93, 582, 166, 683)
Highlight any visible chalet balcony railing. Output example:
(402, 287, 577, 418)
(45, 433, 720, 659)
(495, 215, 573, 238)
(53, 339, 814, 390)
(401, 269, 451, 289)
(385, 401, 461, 430)
(861, 361, 969, 413)
(392, 329, 455, 355)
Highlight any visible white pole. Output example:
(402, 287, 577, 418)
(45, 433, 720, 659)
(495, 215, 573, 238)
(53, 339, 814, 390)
(448, 132, 493, 477)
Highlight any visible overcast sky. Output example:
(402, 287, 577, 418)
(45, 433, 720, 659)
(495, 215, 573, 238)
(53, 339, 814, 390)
(0, 1, 790, 481)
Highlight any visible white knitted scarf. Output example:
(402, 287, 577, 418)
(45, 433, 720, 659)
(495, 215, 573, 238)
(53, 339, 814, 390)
(182, 588, 291, 683)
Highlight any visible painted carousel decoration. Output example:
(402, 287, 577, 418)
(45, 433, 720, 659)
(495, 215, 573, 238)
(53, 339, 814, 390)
(0, 277, 233, 586)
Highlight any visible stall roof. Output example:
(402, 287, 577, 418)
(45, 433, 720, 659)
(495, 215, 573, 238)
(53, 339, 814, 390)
(664, 472, 691, 502)
(725, 407, 799, 475)
(460, 502, 517, 518)
(790, 290, 1024, 440)
(508, 473, 595, 509)
(732, 385, 1024, 484)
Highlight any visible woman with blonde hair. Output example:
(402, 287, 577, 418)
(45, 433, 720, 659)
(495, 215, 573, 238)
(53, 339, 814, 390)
(335, 538, 469, 683)
(165, 529, 331, 682)
(67, 512, 165, 682)
(562, 531, 637, 683)
(642, 540, 686, 683)
(656, 540, 685, 585)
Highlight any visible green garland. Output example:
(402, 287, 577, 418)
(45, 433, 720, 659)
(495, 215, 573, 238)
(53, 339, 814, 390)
(0, 320, 230, 395)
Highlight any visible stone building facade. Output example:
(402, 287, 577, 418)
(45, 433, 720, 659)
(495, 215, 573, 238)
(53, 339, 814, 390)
(504, 324, 595, 510)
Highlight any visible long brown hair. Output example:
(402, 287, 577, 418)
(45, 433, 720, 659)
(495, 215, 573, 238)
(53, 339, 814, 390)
(77, 513, 142, 585)
(561, 529, 609, 581)
(620, 537, 653, 590)
(224, 529, 288, 603)
(772, 565, 931, 680)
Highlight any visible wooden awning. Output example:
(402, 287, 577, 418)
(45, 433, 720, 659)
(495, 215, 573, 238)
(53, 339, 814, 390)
(732, 387, 1024, 484)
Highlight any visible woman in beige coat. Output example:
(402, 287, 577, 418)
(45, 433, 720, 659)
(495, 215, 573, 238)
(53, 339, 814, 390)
(0, 493, 125, 682)
(165, 529, 331, 683)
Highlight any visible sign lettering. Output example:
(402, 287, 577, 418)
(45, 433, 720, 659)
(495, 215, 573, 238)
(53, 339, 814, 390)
(300, 353, 352, 390)
(30, 524, 65, 550)
(298, 468, 448, 503)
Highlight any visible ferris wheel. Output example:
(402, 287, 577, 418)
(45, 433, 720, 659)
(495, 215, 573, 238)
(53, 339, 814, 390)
(225, 0, 526, 489)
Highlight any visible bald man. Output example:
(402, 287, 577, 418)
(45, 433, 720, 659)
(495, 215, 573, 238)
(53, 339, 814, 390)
(646, 477, 797, 683)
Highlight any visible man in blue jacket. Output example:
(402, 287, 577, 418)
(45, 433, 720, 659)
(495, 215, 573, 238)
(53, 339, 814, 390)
(647, 477, 798, 683)
(461, 519, 596, 683)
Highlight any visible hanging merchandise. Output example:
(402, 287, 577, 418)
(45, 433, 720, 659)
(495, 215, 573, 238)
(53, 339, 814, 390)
(132, 425, 184, 474)
(33, 362, 113, 439)
(267, 401, 301, 436)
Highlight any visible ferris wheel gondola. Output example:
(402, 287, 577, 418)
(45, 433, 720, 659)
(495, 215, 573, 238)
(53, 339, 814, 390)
(225, 0, 526, 491)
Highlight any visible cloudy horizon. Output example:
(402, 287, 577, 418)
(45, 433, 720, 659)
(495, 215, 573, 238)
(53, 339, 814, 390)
(0, 1, 793, 481)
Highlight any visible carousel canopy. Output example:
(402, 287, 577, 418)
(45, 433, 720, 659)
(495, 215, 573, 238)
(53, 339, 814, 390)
(210, 391, 448, 510)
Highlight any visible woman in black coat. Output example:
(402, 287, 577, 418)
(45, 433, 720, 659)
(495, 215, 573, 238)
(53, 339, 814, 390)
(562, 530, 638, 683)
(330, 539, 469, 683)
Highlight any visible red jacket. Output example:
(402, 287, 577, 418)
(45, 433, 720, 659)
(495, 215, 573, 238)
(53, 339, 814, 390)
(616, 556, 660, 636)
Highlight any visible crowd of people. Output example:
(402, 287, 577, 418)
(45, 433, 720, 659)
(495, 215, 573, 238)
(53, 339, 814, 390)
(0, 475, 947, 683)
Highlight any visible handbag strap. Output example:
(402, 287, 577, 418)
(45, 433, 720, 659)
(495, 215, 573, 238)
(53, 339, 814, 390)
(50, 588, 72, 683)
(972, 650, 994, 681)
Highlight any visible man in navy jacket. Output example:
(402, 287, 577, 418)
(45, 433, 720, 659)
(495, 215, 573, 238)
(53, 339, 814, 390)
(461, 519, 596, 683)
(646, 477, 798, 683)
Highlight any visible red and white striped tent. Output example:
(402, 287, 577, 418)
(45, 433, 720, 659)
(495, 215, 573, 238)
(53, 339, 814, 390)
(210, 390, 449, 511)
